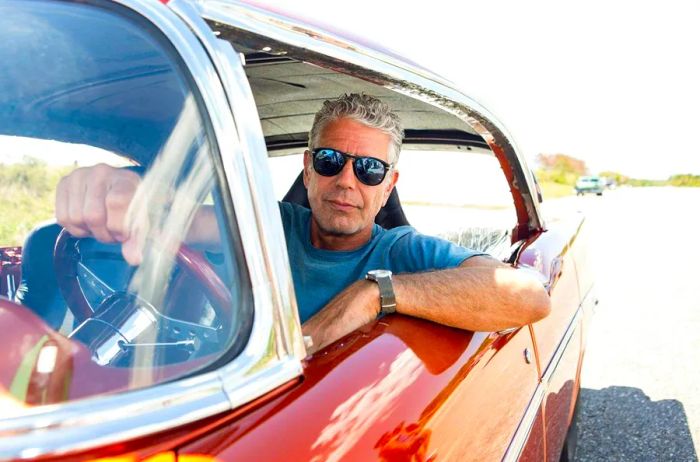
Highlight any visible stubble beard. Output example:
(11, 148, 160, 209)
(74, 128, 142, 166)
(313, 212, 363, 237)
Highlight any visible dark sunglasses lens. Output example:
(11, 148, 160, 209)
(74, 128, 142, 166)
(354, 157, 387, 186)
(313, 149, 344, 176)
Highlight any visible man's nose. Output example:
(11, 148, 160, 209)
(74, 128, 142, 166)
(334, 159, 357, 188)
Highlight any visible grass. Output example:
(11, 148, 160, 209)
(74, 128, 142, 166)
(539, 181, 574, 200)
(0, 159, 72, 246)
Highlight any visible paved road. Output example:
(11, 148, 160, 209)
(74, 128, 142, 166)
(541, 187, 700, 462)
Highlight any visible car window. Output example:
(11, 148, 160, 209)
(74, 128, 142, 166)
(0, 0, 252, 410)
(267, 145, 516, 259)
(398, 146, 516, 259)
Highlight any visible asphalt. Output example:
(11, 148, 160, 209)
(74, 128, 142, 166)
(541, 188, 700, 462)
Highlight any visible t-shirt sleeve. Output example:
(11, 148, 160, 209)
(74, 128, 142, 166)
(388, 229, 488, 274)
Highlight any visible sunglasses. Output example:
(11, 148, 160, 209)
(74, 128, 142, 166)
(311, 147, 393, 186)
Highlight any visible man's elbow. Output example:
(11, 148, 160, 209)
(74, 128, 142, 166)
(526, 285, 551, 324)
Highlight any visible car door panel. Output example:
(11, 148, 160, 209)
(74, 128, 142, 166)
(516, 215, 587, 460)
(181, 316, 540, 461)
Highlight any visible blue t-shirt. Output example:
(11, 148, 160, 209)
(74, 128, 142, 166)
(279, 201, 484, 322)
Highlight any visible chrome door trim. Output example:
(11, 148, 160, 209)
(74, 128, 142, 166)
(197, 0, 545, 237)
(168, 0, 306, 367)
(502, 300, 585, 461)
(502, 382, 546, 462)
(0, 0, 302, 459)
(541, 304, 583, 386)
(1, 372, 228, 459)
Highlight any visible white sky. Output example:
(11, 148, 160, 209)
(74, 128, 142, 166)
(257, 1, 700, 180)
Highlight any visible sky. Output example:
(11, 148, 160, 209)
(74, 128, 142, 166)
(257, 1, 700, 180)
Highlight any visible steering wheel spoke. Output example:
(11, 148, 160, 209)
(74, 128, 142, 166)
(77, 261, 117, 306)
(55, 230, 232, 366)
(158, 311, 220, 344)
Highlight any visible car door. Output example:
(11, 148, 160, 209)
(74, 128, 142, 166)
(178, 3, 549, 461)
(0, 0, 305, 459)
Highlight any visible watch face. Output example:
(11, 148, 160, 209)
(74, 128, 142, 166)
(369, 269, 392, 278)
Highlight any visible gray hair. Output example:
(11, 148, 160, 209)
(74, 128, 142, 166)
(308, 93, 404, 164)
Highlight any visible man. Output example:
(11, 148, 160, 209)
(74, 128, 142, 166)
(56, 94, 550, 354)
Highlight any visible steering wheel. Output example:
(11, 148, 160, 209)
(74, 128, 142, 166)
(53, 229, 232, 365)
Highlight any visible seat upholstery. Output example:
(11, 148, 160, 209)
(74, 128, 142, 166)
(15, 223, 66, 329)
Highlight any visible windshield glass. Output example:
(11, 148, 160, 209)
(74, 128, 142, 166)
(0, 0, 251, 413)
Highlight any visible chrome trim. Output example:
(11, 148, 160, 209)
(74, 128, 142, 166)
(0, 372, 229, 459)
(169, 0, 305, 362)
(502, 382, 546, 462)
(198, 0, 544, 235)
(0, 0, 303, 459)
(503, 303, 584, 461)
(542, 303, 584, 386)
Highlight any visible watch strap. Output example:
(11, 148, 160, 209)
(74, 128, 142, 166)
(366, 271, 396, 316)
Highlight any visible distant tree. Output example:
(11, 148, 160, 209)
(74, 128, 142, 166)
(536, 153, 587, 175)
(535, 153, 587, 186)
(668, 174, 700, 187)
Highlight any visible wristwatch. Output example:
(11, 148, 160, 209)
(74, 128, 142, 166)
(365, 269, 396, 317)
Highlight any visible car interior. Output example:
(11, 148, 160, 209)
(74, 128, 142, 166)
(238, 49, 517, 258)
(2, 2, 519, 404)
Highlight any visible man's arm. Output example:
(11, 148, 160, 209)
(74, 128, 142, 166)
(302, 256, 551, 354)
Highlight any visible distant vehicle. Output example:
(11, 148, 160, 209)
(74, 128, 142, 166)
(604, 177, 617, 190)
(575, 176, 605, 196)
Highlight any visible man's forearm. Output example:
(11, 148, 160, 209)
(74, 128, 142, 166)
(185, 205, 222, 248)
(392, 257, 551, 332)
(302, 256, 550, 354)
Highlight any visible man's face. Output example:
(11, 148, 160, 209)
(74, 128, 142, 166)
(303, 117, 399, 250)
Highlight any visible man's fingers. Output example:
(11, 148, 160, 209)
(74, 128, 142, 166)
(57, 169, 89, 237)
(105, 177, 139, 242)
(82, 177, 111, 242)
(54, 163, 142, 250)
(121, 219, 147, 266)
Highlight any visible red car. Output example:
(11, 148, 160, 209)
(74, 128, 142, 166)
(0, 1, 595, 461)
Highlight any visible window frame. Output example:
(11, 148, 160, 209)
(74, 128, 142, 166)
(1, 0, 302, 458)
(201, 0, 545, 243)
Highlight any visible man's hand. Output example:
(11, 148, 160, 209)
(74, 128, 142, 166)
(302, 279, 381, 355)
(55, 164, 143, 265)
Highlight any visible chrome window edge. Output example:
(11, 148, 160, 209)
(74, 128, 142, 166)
(503, 299, 586, 461)
(0, 372, 228, 459)
(502, 382, 546, 462)
(169, 0, 305, 363)
(0, 0, 302, 459)
(196, 0, 544, 234)
(0, 361, 300, 460)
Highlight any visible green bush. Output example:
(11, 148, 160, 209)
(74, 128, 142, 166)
(668, 174, 700, 187)
(0, 158, 72, 246)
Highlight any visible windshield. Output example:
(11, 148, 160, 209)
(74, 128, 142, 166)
(0, 0, 252, 413)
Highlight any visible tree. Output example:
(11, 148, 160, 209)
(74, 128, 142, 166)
(535, 153, 587, 186)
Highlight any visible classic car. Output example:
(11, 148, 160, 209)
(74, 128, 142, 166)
(0, 0, 596, 461)
(574, 176, 605, 196)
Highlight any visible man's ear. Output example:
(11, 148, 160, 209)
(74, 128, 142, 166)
(382, 169, 399, 207)
(303, 150, 311, 187)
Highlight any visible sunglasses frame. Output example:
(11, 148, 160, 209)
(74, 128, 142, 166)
(310, 147, 394, 186)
